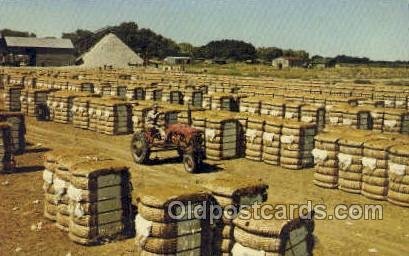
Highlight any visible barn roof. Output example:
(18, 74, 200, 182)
(4, 36, 74, 49)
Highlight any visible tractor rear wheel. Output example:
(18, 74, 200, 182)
(131, 132, 150, 164)
(183, 153, 197, 173)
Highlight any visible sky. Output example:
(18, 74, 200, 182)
(0, 0, 408, 61)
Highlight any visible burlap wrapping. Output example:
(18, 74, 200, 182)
(69, 219, 124, 239)
(138, 248, 201, 256)
(137, 233, 202, 254)
(201, 177, 268, 205)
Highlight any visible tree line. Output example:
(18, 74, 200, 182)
(1, 24, 408, 65)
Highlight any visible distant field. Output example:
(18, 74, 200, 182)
(185, 63, 409, 81)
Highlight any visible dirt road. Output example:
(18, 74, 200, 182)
(0, 118, 408, 255)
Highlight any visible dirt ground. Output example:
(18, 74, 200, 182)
(0, 117, 409, 256)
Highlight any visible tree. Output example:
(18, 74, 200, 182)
(0, 29, 36, 37)
(178, 42, 194, 56)
(194, 39, 256, 61)
(256, 47, 283, 61)
(283, 49, 309, 60)
(61, 22, 180, 59)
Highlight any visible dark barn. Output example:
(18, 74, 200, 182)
(0, 36, 74, 67)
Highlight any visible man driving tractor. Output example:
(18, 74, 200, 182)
(146, 103, 165, 140)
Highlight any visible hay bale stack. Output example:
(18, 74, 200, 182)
(0, 112, 26, 154)
(232, 204, 314, 256)
(362, 138, 398, 200)
(68, 159, 132, 245)
(262, 117, 283, 166)
(97, 99, 132, 135)
(201, 177, 268, 255)
(337, 131, 375, 194)
(300, 104, 326, 131)
(0, 123, 14, 173)
(312, 131, 343, 189)
(280, 120, 316, 170)
(284, 102, 304, 121)
(245, 116, 264, 162)
(261, 99, 286, 118)
(135, 185, 211, 255)
(383, 109, 409, 134)
(205, 114, 239, 160)
(387, 144, 409, 207)
(4, 85, 23, 111)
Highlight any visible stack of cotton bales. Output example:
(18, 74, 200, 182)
(232, 204, 315, 256)
(52, 151, 105, 232)
(325, 104, 346, 126)
(145, 87, 163, 101)
(387, 144, 409, 207)
(280, 120, 316, 170)
(43, 149, 65, 221)
(312, 131, 343, 189)
(88, 98, 105, 132)
(261, 99, 286, 118)
(96, 99, 132, 135)
(337, 130, 374, 194)
(68, 159, 133, 245)
(262, 117, 283, 166)
(25, 88, 54, 117)
(47, 91, 82, 124)
(3, 85, 23, 111)
(342, 106, 372, 130)
(239, 97, 261, 114)
(72, 96, 93, 129)
(284, 102, 304, 121)
(383, 109, 409, 134)
(205, 114, 239, 161)
(245, 116, 264, 162)
(300, 104, 326, 131)
(135, 185, 211, 255)
(362, 138, 398, 200)
(0, 112, 26, 154)
(184, 89, 203, 108)
(370, 108, 385, 132)
(211, 93, 236, 111)
(132, 104, 152, 132)
(201, 176, 268, 255)
(0, 123, 14, 173)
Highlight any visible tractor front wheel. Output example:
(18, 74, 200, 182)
(183, 153, 198, 173)
(131, 132, 150, 164)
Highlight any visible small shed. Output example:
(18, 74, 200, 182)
(164, 56, 191, 65)
(272, 56, 306, 69)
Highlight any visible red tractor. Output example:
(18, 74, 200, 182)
(130, 123, 205, 173)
